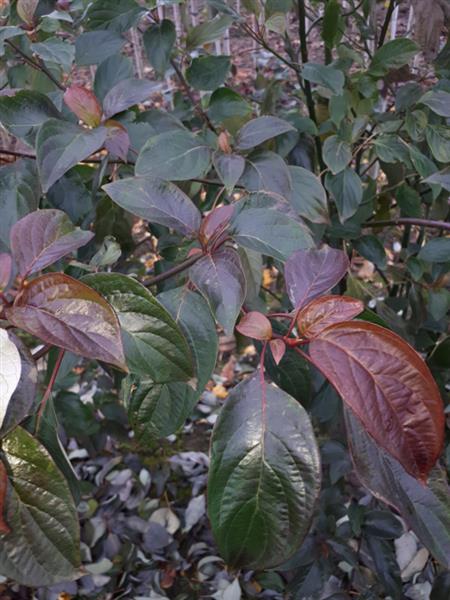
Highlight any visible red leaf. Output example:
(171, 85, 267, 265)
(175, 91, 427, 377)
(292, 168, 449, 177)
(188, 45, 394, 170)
(199, 205, 235, 248)
(269, 339, 286, 365)
(6, 273, 126, 371)
(297, 295, 364, 339)
(236, 311, 272, 340)
(0, 460, 10, 534)
(309, 321, 444, 481)
(64, 85, 103, 127)
(104, 119, 130, 161)
(285, 245, 349, 309)
(0, 253, 12, 290)
(10, 209, 94, 277)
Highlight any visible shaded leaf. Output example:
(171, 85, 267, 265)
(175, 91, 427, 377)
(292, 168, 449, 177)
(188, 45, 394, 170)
(0, 427, 80, 586)
(0, 27, 25, 56)
(93, 53, 134, 102)
(199, 204, 235, 247)
(103, 176, 201, 237)
(136, 129, 211, 181)
(288, 166, 329, 224)
(36, 119, 106, 192)
(82, 273, 193, 382)
(323, 135, 352, 174)
(158, 287, 218, 392)
(353, 235, 387, 269)
(6, 273, 126, 370)
(420, 90, 450, 118)
(186, 55, 231, 90)
(369, 38, 419, 77)
(143, 19, 176, 76)
(302, 63, 345, 94)
(345, 409, 450, 568)
(0, 90, 60, 144)
(30, 38, 74, 72)
(213, 151, 246, 194)
(86, 0, 144, 32)
(104, 119, 130, 160)
(75, 30, 126, 66)
(309, 321, 444, 481)
(103, 78, 158, 119)
(63, 85, 102, 127)
(208, 372, 320, 569)
(418, 237, 450, 262)
(189, 247, 246, 335)
(285, 245, 349, 309)
(239, 150, 292, 198)
(10, 209, 94, 277)
(186, 15, 233, 50)
(296, 295, 363, 339)
(325, 168, 363, 222)
(235, 116, 295, 151)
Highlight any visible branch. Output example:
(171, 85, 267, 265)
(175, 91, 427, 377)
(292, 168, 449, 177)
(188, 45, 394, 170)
(378, 0, 396, 48)
(170, 59, 217, 133)
(364, 218, 450, 232)
(5, 40, 66, 91)
(144, 252, 203, 287)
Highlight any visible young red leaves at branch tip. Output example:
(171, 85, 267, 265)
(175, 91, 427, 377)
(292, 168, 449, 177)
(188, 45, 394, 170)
(285, 245, 349, 309)
(269, 339, 286, 365)
(309, 321, 444, 482)
(63, 85, 103, 128)
(296, 295, 364, 339)
(198, 205, 235, 250)
(236, 311, 272, 341)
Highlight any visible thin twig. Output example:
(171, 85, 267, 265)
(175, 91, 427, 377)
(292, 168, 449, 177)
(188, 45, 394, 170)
(364, 218, 450, 232)
(32, 344, 53, 361)
(36, 348, 65, 431)
(144, 252, 203, 287)
(5, 40, 66, 91)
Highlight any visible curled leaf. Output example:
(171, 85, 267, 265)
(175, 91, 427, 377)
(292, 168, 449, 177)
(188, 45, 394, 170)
(297, 295, 364, 339)
(309, 321, 444, 481)
(236, 311, 272, 340)
(63, 85, 103, 127)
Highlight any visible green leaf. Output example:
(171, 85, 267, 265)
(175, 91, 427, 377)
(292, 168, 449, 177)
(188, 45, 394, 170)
(302, 63, 345, 95)
(0, 159, 40, 252)
(288, 166, 329, 224)
(325, 168, 363, 222)
(0, 90, 60, 145)
(418, 238, 450, 263)
(345, 410, 450, 568)
(0, 26, 25, 56)
(239, 150, 292, 198)
(82, 273, 194, 382)
(143, 20, 176, 76)
(369, 38, 419, 77)
(186, 15, 233, 50)
(323, 135, 352, 174)
(31, 37, 74, 72)
(127, 379, 197, 441)
(158, 287, 218, 392)
(213, 151, 246, 194)
(425, 167, 450, 191)
(396, 184, 421, 217)
(93, 54, 134, 102)
(426, 125, 450, 163)
(189, 247, 246, 335)
(322, 0, 342, 49)
(86, 0, 144, 32)
(208, 87, 252, 131)
(102, 78, 158, 119)
(136, 129, 211, 181)
(103, 175, 201, 236)
(75, 30, 126, 66)
(235, 116, 295, 150)
(186, 55, 231, 90)
(208, 372, 320, 569)
(232, 195, 314, 260)
(36, 119, 107, 192)
(0, 427, 80, 586)
(353, 235, 387, 269)
(374, 135, 409, 163)
(420, 90, 450, 117)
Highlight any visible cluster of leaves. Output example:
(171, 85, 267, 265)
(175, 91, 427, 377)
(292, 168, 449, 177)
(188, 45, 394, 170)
(0, 0, 449, 596)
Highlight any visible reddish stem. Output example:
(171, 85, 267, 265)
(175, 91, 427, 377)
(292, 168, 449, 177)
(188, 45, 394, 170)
(36, 348, 65, 430)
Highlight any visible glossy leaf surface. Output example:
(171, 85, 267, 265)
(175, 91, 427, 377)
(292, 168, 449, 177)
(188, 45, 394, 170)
(310, 321, 444, 480)
(189, 247, 246, 335)
(297, 295, 364, 339)
(235, 116, 295, 150)
(83, 273, 193, 383)
(10, 209, 94, 276)
(236, 311, 272, 340)
(213, 151, 245, 195)
(158, 287, 218, 393)
(285, 245, 349, 309)
(345, 410, 450, 568)
(0, 427, 80, 586)
(103, 176, 201, 237)
(208, 373, 320, 569)
(36, 119, 106, 192)
(288, 166, 329, 224)
(6, 274, 126, 370)
(103, 78, 157, 119)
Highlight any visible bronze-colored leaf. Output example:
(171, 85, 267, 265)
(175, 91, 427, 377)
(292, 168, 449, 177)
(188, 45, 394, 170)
(297, 295, 363, 339)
